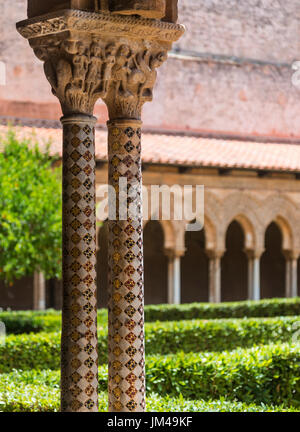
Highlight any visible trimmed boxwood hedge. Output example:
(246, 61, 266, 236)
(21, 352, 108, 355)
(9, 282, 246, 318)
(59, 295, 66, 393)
(0, 317, 298, 372)
(145, 316, 299, 354)
(1, 298, 299, 334)
(0, 311, 61, 334)
(145, 343, 300, 407)
(1, 343, 299, 410)
(0, 309, 108, 334)
(144, 298, 300, 322)
(0, 380, 298, 412)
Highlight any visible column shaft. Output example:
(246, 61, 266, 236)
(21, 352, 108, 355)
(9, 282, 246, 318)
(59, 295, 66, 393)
(167, 256, 175, 304)
(247, 257, 254, 300)
(209, 255, 221, 303)
(33, 272, 46, 310)
(291, 259, 298, 298)
(253, 257, 260, 301)
(61, 115, 98, 412)
(173, 256, 181, 305)
(286, 256, 298, 298)
(107, 119, 145, 412)
(285, 259, 291, 298)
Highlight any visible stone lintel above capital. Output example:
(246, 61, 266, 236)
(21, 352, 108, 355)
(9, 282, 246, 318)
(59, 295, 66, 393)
(17, 9, 184, 43)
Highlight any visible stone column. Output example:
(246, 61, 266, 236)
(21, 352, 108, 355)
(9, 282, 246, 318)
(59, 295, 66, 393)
(165, 249, 183, 304)
(246, 251, 262, 301)
(247, 254, 254, 300)
(252, 253, 261, 301)
(17, 8, 184, 413)
(60, 114, 98, 412)
(33, 272, 46, 310)
(284, 251, 299, 298)
(207, 250, 223, 303)
(290, 256, 298, 298)
(107, 118, 146, 412)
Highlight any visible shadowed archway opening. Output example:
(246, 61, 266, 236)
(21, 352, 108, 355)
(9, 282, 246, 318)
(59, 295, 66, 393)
(0, 277, 34, 310)
(261, 222, 285, 298)
(181, 225, 209, 303)
(221, 220, 248, 301)
(97, 220, 109, 309)
(144, 221, 168, 305)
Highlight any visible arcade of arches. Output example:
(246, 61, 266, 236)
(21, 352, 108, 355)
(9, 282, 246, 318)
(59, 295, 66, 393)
(1, 164, 300, 309)
(94, 164, 300, 306)
(97, 217, 299, 307)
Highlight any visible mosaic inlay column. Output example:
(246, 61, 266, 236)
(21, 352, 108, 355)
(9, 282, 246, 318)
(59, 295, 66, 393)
(61, 115, 98, 412)
(17, 6, 184, 413)
(107, 119, 145, 412)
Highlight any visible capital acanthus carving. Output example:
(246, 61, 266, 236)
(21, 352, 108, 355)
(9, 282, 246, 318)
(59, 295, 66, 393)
(17, 10, 184, 117)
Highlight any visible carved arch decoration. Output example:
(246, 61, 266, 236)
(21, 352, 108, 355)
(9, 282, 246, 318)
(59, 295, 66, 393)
(261, 194, 299, 251)
(220, 192, 263, 252)
(203, 191, 228, 252)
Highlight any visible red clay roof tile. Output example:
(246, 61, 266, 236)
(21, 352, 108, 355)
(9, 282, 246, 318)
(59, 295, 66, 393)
(1, 125, 300, 173)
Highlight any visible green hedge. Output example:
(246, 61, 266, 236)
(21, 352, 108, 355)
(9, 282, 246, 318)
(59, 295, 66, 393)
(0, 332, 61, 372)
(145, 316, 299, 354)
(0, 317, 298, 372)
(146, 343, 300, 407)
(0, 380, 297, 412)
(1, 343, 299, 410)
(0, 311, 61, 334)
(0, 309, 108, 334)
(144, 298, 300, 322)
(1, 298, 299, 334)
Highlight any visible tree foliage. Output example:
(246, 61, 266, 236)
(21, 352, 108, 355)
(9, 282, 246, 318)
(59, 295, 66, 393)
(0, 129, 62, 283)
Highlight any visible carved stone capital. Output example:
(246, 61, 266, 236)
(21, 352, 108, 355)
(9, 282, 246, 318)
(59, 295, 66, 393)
(17, 10, 184, 117)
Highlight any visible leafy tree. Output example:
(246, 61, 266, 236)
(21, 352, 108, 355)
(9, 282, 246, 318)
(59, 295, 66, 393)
(0, 129, 62, 284)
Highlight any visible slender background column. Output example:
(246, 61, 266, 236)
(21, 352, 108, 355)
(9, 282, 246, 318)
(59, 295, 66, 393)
(107, 119, 145, 412)
(167, 253, 175, 304)
(284, 251, 299, 298)
(247, 254, 254, 300)
(166, 249, 182, 304)
(290, 256, 298, 297)
(252, 253, 261, 301)
(246, 250, 262, 301)
(173, 255, 181, 305)
(61, 115, 98, 412)
(33, 272, 46, 310)
(207, 251, 223, 303)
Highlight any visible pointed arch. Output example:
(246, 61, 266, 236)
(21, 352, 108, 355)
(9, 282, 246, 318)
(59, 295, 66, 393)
(221, 220, 248, 301)
(261, 194, 299, 251)
(221, 192, 262, 251)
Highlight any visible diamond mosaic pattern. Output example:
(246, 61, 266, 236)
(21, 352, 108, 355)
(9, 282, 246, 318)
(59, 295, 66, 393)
(107, 121, 145, 413)
(61, 118, 98, 412)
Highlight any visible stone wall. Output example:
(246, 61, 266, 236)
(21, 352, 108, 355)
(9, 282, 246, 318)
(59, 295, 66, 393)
(0, 1, 300, 137)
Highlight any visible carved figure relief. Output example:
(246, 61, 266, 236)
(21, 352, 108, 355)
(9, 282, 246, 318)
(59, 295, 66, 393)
(105, 46, 168, 118)
(86, 43, 103, 95)
(72, 42, 89, 91)
(32, 35, 168, 118)
(102, 44, 117, 94)
(111, 45, 133, 99)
